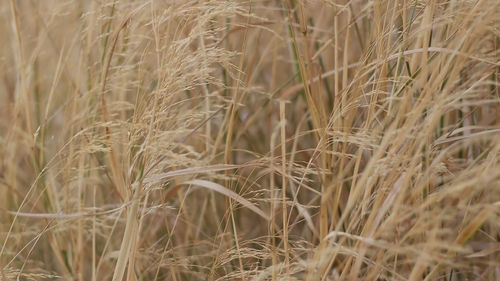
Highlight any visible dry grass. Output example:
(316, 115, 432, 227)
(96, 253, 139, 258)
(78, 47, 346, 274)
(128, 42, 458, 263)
(1, 0, 499, 280)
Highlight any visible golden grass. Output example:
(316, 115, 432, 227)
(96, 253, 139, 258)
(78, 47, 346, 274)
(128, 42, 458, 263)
(1, 0, 499, 280)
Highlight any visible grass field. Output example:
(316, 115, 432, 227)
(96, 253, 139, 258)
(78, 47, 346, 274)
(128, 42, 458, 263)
(1, 0, 499, 280)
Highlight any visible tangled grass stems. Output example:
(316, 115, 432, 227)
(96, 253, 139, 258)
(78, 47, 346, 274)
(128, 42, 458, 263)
(0, 0, 499, 280)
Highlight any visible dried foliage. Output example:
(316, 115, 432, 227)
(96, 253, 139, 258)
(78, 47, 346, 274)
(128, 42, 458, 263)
(1, 0, 499, 280)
